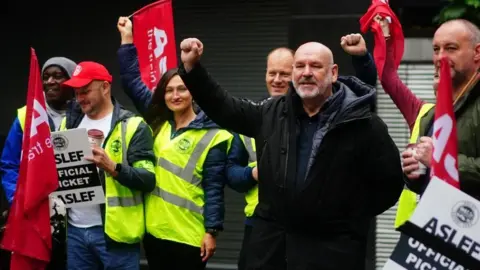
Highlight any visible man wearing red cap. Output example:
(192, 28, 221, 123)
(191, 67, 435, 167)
(61, 61, 156, 270)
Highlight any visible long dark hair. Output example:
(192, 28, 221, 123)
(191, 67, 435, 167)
(144, 68, 179, 137)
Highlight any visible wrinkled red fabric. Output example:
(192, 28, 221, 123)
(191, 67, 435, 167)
(360, 0, 404, 79)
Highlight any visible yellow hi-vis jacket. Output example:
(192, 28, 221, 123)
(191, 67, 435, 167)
(394, 103, 435, 228)
(146, 121, 233, 247)
(240, 135, 258, 218)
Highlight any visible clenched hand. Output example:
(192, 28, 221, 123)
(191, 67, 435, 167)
(117, 16, 133, 44)
(340, 33, 367, 56)
(180, 38, 204, 72)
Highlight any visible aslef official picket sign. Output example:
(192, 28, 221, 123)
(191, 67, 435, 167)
(384, 178, 480, 270)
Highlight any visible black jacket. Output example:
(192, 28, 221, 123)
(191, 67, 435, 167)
(179, 62, 403, 269)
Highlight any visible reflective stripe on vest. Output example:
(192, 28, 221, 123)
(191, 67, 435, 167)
(394, 103, 435, 228)
(242, 135, 257, 164)
(106, 119, 143, 208)
(240, 135, 258, 217)
(60, 116, 147, 243)
(146, 123, 233, 247)
(153, 128, 220, 213)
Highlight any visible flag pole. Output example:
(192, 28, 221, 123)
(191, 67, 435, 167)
(127, 0, 167, 19)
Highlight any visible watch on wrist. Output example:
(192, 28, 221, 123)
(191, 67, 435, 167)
(114, 163, 122, 172)
(206, 228, 220, 237)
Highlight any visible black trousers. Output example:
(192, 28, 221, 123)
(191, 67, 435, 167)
(237, 224, 253, 270)
(143, 233, 207, 270)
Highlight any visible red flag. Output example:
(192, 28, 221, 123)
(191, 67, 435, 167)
(1, 48, 59, 269)
(360, 0, 404, 79)
(430, 57, 460, 188)
(133, 0, 177, 91)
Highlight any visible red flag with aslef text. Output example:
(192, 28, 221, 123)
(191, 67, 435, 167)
(429, 57, 460, 189)
(133, 0, 177, 91)
(1, 48, 59, 269)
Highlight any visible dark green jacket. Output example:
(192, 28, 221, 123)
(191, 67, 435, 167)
(406, 80, 480, 200)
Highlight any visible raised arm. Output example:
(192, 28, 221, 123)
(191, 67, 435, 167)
(340, 33, 378, 86)
(376, 17, 425, 131)
(117, 17, 153, 116)
(177, 38, 265, 138)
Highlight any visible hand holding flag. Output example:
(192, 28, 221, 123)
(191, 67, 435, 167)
(1, 48, 59, 270)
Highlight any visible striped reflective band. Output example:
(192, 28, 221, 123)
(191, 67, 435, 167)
(108, 119, 143, 208)
(108, 193, 143, 207)
(152, 187, 203, 215)
(243, 136, 256, 163)
(154, 129, 220, 213)
(157, 129, 219, 186)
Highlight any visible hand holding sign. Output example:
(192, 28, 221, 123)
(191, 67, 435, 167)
(117, 16, 133, 44)
(85, 145, 118, 177)
(180, 38, 204, 72)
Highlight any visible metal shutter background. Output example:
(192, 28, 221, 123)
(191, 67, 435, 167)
(173, 0, 289, 101)
(172, 1, 289, 268)
(375, 62, 435, 269)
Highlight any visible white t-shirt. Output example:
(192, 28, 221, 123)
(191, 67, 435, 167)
(68, 112, 113, 228)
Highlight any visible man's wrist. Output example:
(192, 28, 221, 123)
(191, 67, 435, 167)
(108, 162, 120, 177)
(121, 34, 134, 44)
(206, 228, 221, 237)
(183, 62, 194, 73)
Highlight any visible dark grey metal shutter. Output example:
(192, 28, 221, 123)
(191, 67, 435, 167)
(375, 62, 435, 269)
(172, 1, 289, 268)
(173, 0, 289, 101)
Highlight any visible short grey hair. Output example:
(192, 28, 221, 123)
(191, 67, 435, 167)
(442, 19, 480, 45)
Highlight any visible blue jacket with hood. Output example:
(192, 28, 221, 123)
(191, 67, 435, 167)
(1, 57, 77, 204)
(117, 44, 227, 230)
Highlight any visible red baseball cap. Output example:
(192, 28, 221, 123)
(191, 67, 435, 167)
(62, 61, 113, 88)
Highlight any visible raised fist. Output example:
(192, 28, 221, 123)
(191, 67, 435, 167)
(340, 33, 367, 56)
(117, 17, 133, 44)
(180, 38, 204, 71)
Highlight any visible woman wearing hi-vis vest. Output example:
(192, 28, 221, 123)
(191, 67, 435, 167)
(117, 17, 233, 269)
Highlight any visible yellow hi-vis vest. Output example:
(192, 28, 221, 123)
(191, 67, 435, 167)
(17, 106, 27, 131)
(394, 103, 435, 228)
(60, 116, 149, 244)
(240, 135, 258, 218)
(146, 122, 233, 247)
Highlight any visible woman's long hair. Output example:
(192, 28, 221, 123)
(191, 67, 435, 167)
(144, 68, 179, 137)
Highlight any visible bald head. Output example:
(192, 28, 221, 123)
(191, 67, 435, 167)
(439, 19, 480, 45)
(265, 47, 294, 96)
(292, 42, 338, 100)
(433, 19, 480, 91)
(295, 42, 334, 66)
(267, 47, 294, 62)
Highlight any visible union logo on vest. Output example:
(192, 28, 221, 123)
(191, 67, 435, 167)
(176, 138, 192, 153)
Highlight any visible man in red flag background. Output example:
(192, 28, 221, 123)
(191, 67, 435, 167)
(401, 19, 480, 200)
(1, 48, 59, 269)
(131, 0, 177, 92)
